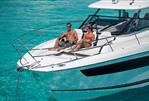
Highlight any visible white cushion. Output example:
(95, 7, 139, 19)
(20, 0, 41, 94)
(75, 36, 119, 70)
(101, 31, 111, 38)
(75, 29, 83, 41)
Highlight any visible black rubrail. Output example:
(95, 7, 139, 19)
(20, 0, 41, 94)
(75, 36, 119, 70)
(81, 55, 149, 76)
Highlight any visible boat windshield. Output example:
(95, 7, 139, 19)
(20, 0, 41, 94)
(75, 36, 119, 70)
(97, 9, 139, 20)
(87, 8, 149, 35)
(97, 9, 120, 20)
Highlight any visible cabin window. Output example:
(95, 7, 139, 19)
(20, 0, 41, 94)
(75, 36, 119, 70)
(135, 8, 149, 30)
(139, 8, 149, 19)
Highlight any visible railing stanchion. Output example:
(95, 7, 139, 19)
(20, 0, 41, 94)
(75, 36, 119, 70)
(134, 33, 140, 45)
(105, 38, 114, 51)
(17, 38, 39, 65)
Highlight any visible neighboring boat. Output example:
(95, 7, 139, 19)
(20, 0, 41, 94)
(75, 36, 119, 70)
(13, 0, 149, 101)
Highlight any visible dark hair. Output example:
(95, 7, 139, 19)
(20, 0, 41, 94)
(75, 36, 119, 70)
(87, 25, 93, 31)
(67, 22, 72, 27)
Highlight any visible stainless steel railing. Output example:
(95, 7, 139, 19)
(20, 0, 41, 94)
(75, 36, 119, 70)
(12, 20, 83, 67)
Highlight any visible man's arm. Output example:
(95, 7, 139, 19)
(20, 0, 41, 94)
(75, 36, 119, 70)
(58, 32, 66, 40)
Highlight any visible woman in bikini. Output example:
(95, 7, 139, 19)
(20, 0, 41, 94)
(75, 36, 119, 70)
(71, 25, 95, 52)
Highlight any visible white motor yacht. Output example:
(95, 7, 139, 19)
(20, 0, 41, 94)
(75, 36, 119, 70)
(13, 0, 149, 101)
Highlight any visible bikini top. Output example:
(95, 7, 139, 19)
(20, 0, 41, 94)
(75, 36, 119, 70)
(84, 33, 94, 41)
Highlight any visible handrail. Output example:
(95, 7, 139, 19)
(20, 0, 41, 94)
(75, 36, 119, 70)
(13, 20, 83, 67)
(17, 38, 39, 64)
(15, 28, 143, 69)
(13, 20, 83, 43)
(105, 38, 114, 51)
(12, 43, 28, 64)
(15, 33, 116, 70)
(134, 33, 140, 45)
(13, 19, 91, 52)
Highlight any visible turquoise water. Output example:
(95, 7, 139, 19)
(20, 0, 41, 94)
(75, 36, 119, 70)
(0, 0, 149, 101)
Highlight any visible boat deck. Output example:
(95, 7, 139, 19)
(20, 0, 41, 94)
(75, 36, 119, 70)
(16, 29, 149, 72)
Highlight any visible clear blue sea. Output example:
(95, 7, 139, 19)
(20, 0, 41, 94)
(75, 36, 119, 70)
(0, 0, 149, 101)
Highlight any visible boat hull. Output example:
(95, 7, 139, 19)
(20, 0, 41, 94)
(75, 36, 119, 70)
(29, 51, 149, 101)
(31, 66, 149, 101)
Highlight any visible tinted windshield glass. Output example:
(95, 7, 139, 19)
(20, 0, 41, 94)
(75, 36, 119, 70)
(97, 9, 119, 20)
(97, 9, 142, 19)
(139, 8, 149, 19)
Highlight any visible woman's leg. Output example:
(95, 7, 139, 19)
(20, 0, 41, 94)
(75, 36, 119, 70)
(70, 40, 83, 52)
